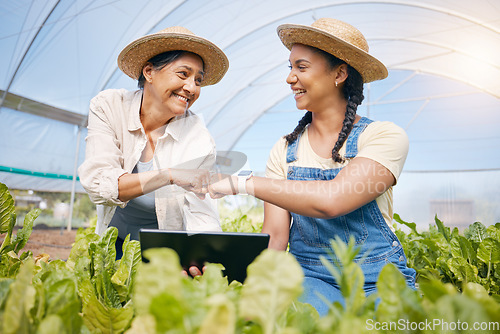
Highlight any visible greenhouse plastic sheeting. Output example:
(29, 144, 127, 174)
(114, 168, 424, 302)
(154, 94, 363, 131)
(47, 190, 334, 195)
(0, 0, 499, 228)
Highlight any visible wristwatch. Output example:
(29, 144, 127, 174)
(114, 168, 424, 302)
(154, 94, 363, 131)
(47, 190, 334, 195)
(237, 170, 253, 195)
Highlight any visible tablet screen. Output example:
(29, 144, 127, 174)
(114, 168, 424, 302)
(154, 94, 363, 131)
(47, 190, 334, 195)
(139, 229, 270, 283)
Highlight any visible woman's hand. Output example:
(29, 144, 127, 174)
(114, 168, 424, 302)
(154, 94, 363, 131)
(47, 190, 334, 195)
(208, 173, 238, 198)
(119, 168, 211, 202)
(169, 168, 210, 199)
(182, 265, 207, 278)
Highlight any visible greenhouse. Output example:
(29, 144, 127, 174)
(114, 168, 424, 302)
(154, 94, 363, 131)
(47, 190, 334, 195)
(1, 0, 500, 333)
(1, 0, 499, 229)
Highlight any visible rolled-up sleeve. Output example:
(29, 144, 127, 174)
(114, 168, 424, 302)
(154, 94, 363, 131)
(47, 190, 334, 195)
(78, 94, 128, 206)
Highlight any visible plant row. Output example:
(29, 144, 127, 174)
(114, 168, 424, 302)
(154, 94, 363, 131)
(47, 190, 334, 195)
(1, 182, 500, 333)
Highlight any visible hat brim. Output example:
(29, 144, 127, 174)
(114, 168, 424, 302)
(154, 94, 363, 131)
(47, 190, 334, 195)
(277, 23, 387, 83)
(117, 32, 229, 86)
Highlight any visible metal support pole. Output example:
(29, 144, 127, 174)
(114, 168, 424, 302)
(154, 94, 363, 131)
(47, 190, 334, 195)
(67, 126, 82, 231)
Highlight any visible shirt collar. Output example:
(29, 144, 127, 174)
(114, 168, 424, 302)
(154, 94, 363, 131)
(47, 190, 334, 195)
(128, 90, 143, 132)
(162, 112, 191, 142)
(128, 89, 189, 142)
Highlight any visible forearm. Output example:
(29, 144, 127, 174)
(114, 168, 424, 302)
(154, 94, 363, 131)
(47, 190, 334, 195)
(248, 177, 339, 218)
(247, 159, 393, 218)
(209, 158, 394, 219)
(262, 223, 289, 250)
(118, 168, 172, 202)
(262, 203, 290, 250)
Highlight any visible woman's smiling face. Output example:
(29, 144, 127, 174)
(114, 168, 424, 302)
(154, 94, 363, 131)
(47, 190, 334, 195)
(286, 44, 338, 112)
(148, 52, 205, 116)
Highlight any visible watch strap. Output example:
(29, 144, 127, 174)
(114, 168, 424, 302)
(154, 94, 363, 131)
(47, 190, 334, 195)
(238, 175, 248, 195)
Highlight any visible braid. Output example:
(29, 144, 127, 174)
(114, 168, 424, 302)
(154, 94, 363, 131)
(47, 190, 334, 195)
(331, 66, 364, 163)
(285, 111, 312, 144)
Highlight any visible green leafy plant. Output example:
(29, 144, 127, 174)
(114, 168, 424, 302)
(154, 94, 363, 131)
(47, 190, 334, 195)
(394, 214, 500, 299)
(1, 181, 500, 333)
(0, 183, 40, 278)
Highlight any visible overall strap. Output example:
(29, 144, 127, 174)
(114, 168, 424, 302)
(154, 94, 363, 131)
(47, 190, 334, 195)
(344, 117, 373, 158)
(286, 132, 302, 163)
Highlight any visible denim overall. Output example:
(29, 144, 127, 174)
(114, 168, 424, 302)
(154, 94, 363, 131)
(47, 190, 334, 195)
(286, 117, 416, 315)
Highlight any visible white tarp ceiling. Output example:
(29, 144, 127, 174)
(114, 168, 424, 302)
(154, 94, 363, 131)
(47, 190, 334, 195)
(0, 0, 499, 227)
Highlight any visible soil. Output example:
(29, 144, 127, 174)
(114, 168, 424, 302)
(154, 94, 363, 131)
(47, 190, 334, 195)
(2, 226, 77, 261)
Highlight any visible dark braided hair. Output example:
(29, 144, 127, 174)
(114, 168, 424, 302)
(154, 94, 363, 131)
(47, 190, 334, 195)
(284, 46, 364, 163)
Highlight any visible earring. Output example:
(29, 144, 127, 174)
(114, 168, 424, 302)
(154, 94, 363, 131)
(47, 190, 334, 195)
(335, 81, 338, 87)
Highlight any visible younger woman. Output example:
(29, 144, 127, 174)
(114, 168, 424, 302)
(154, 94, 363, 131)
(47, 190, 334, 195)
(209, 18, 416, 315)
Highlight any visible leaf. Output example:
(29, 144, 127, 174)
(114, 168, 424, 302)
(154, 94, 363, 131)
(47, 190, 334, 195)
(82, 291, 134, 334)
(66, 233, 99, 270)
(0, 278, 14, 309)
(198, 294, 236, 334)
(126, 314, 157, 334)
(477, 238, 500, 264)
(77, 278, 95, 309)
(393, 213, 420, 235)
(44, 277, 82, 332)
(424, 232, 451, 255)
(321, 257, 365, 314)
(0, 183, 15, 234)
(74, 225, 97, 243)
(0, 214, 16, 255)
(334, 313, 374, 334)
(435, 215, 451, 243)
(375, 263, 424, 323)
(186, 261, 231, 317)
(149, 292, 186, 332)
(0, 251, 22, 278)
(96, 227, 118, 275)
(450, 236, 476, 264)
(283, 301, 319, 333)
(111, 239, 141, 304)
(2, 259, 36, 334)
(447, 257, 478, 283)
(419, 279, 457, 303)
(239, 249, 303, 334)
(12, 208, 40, 254)
(36, 314, 66, 334)
(462, 283, 500, 320)
(429, 294, 491, 328)
(436, 256, 454, 281)
(133, 248, 184, 316)
(94, 268, 122, 309)
(486, 224, 500, 242)
(196, 262, 230, 296)
(465, 222, 489, 244)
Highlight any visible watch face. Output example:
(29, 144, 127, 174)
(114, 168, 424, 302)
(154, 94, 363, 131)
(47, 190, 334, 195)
(239, 170, 252, 177)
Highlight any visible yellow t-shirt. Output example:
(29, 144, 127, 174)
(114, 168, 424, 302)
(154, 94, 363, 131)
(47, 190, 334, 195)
(265, 121, 409, 229)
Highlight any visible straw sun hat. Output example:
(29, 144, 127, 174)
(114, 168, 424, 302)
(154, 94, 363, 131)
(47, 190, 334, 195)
(117, 26, 229, 86)
(277, 18, 387, 83)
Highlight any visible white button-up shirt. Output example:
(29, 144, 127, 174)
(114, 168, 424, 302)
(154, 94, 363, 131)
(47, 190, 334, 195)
(78, 88, 220, 235)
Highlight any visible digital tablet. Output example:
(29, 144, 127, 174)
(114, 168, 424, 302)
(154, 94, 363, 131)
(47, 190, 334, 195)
(139, 229, 270, 283)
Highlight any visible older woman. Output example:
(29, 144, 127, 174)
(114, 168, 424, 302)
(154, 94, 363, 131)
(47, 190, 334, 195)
(209, 18, 415, 315)
(78, 27, 228, 259)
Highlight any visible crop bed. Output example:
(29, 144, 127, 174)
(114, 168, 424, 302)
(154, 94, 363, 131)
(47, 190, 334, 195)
(1, 227, 76, 260)
(1, 183, 500, 334)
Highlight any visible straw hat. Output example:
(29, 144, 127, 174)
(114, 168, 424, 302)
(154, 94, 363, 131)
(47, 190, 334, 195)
(117, 26, 229, 86)
(277, 18, 387, 83)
